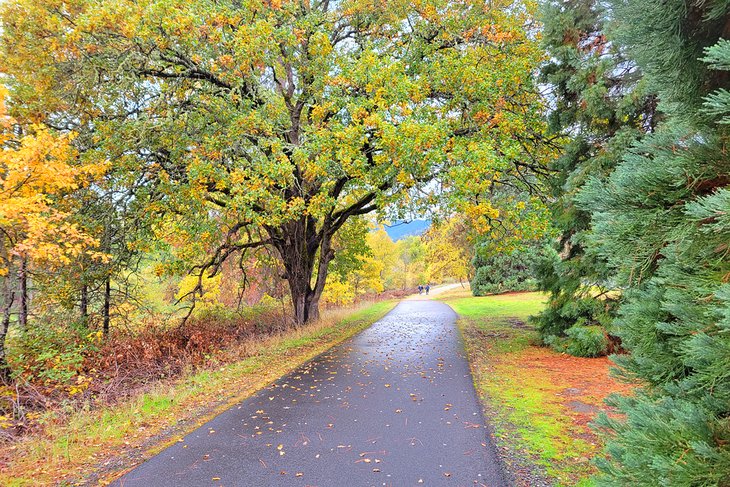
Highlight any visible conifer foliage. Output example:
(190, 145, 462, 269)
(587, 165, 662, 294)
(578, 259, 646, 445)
(533, 0, 655, 356)
(577, 1, 730, 484)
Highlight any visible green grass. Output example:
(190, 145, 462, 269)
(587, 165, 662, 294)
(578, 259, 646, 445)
(447, 291, 547, 321)
(485, 362, 595, 481)
(443, 291, 598, 486)
(445, 291, 545, 354)
(1, 299, 396, 486)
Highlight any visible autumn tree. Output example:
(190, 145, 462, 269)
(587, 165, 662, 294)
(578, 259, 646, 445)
(0, 88, 105, 378)
(321, 217, 371, 304)
(393, 236, 427, 290)
(364, 226, 399, 290)
(2, 0, 547, 325)
(422, 218, 471, 285)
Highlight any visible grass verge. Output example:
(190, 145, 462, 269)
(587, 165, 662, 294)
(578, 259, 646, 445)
(0, 300, 396, 486)
(442, 290, 631, 487)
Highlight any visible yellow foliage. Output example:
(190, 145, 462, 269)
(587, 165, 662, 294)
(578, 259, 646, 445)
(68, 374, 93, 396)
(176, 272, 223, 310)
(0, 414, 13, 430)
(321, 277, 355, 306)
(354, 255, 385, 294)
(423, 218, 471, 283)
(258, 293, 282, 310)
(0, 89, 107, 274)
(364, 226, 398, 290)
(464, 203, 500, 234)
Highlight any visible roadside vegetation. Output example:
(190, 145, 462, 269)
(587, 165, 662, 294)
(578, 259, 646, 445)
(0, 300, 396, 486)
(443, 289, 634, 486)
(0, 0, 534, 460)
(1, 0, 728, 484)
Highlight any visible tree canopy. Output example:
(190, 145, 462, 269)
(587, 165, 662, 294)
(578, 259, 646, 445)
(0, 88, 106, 376)
(531, 0, 655, 354)
(1, 1, 729, 485)
(1, 0, 548, 324)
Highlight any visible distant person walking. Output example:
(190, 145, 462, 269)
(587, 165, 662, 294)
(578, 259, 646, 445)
(425, 284, 430, 295)
(418, 284, 423, 294)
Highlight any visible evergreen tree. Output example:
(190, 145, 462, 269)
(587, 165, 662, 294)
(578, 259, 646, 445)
(533, 0, 656, 355)
(578, 1, 730, 484)
(471, 245, 539, 296)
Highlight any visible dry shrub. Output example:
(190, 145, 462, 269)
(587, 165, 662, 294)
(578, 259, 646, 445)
(0, 291, 399, 440)
(89, 307, 293, 400)
(0, 307, 292, 438)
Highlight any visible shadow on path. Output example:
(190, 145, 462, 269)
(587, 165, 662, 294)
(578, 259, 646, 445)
(112, 300, 506, 487)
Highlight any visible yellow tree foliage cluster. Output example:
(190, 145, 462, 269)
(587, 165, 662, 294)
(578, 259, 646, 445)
(423, 219, 472, 284)
(0, 88, 106, 276)
(322, 220, 471, 305)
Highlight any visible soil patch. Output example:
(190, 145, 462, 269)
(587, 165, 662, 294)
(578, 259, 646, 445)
(505, 318, 532, 330)
(560, 387, 584, 396)
(567, 400, 601, 414)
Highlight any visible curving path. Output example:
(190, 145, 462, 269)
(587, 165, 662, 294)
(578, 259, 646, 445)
(113, 300, 507, 487)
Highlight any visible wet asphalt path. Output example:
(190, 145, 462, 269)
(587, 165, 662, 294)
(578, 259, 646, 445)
(113, 300, 507, 487)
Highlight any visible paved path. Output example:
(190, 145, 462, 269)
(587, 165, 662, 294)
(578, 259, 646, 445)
(405, 283, 466, 300)
(113, 300, 506, 487)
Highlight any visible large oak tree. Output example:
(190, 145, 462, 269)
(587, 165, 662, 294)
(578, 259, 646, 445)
(2, 0, 547, 324)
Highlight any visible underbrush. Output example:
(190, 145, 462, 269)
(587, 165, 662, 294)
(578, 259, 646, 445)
(0, 300, 397, 485)
(1, 307, 287, 435)
(532, 292, 621, 358)
(545, 324, 610, 358)
(0, 297, 392, 442)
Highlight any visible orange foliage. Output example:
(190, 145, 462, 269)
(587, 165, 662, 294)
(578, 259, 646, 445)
(497, 346, 635, 448)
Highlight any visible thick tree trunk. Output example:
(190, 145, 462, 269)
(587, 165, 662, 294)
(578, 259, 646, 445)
(271, 217, 335, 326)
(282, 249, 327, 326)
(103, 276, 111, 336)
(289, 281, 320, 325)
(18, 257, 27, 328)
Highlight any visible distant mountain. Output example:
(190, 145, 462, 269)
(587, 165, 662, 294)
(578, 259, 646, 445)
(383, 220, 431, 241)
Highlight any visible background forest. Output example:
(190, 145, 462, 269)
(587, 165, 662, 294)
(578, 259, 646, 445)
(1, 0, 729, 485)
